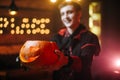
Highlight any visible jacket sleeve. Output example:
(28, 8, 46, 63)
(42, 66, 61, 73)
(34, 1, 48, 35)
(79, 33, 101, 69)
(69, 33, 100, 72)
(69, 56, 82, 72)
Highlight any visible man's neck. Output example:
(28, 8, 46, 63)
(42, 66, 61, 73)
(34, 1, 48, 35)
(67, 28, 73, 35)
(67, 23, 80, 34)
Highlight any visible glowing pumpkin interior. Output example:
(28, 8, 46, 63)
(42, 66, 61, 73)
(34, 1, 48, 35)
(19, 40, 59, 67)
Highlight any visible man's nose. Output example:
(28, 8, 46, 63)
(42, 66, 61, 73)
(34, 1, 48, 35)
(64, 13, 68, 19)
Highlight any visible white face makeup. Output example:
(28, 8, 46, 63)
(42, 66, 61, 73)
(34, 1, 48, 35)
(60, 5, 81, 30)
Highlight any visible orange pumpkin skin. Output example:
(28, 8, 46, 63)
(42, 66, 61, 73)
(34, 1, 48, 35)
(19, 40, 59, 69)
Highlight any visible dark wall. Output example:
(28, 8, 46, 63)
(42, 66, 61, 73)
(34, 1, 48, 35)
(92, 0, 120, 79)
(101, 0, 120, 54)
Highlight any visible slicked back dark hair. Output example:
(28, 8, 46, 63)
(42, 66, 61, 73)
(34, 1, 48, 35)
(58, 1, 82, 12)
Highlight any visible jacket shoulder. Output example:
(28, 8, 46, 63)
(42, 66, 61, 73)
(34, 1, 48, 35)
(58, 28, 66, 36)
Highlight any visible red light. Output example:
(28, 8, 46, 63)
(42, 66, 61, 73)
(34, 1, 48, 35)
(115, 59, 120, 67)
(113, 70, 120, 74)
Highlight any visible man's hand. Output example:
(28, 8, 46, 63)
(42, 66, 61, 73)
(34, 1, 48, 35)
(53, 49, 68, 70)
(38, 49, 68, 72)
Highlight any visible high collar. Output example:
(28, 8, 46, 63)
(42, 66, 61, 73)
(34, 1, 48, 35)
(69, 24, 86, 38)
(58, 24, 86, 37)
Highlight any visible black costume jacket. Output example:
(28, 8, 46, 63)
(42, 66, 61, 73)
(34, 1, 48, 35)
(51, 24, 101, 80)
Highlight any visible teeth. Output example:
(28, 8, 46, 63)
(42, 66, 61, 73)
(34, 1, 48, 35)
(64, 20, 70, 23)
(65, 19, 71, 23)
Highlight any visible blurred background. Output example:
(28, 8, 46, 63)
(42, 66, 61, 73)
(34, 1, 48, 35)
(0, 0, 120, 80)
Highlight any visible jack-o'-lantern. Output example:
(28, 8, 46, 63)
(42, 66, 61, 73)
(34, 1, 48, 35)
(19, 40, 59, 70)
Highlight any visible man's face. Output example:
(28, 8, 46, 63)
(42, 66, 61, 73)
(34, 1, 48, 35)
(60, 5, 81, 29)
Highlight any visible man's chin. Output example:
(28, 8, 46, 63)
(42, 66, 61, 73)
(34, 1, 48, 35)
(64, 24, 72, 28)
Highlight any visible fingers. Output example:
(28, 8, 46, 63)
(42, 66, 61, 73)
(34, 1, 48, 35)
(54, 49, 63, 59)
(54, 49, 61, 55)
(53, 49, 69, 70)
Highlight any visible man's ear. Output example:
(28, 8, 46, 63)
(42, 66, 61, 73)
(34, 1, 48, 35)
(78, 11, 82, 19)
(77, 11, 82, 22)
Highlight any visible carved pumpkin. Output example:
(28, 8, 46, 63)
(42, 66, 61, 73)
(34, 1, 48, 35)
(19, 40, 59, 69)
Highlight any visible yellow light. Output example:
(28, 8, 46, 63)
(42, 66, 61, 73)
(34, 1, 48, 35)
(36, 20, 40, 25)
(45, 18, 50, 23)
(89, 2, 101, 38)
(78, 0, 81, 1)
(16, 26, 20, 34)
(90, 27, 101, 36)
(89, 14, 101, 28)
(36, 28, 40, 33)
(23, 18, 29, 23)
(89, 5, 93, 15)
(31, 24, 36, 28)
(32, 18, 37, 23)
(4, 18, 7, 22)
(66, 0, 71, 2)
(16, 26, 20, 30)
(0, 17, 3, 21)
(9, 11, 17, 15)
(16, 30, 19, 34)
(5, 21, 9, 26)
(92, 14, 101, 20)
(50, 0, 57, 3)
(45, 29, 50, 34)
(9, 0, 18, 16)
(89, 17, 93, 28)
(32, 29, 36, 34)
(40, 29, 44, 34)
(26, 23, 30, 28)
(20, 30, 24, 34)
(40, 24, 45, 28)
(11, 23, 15, 28)
(21, 24, 25, 28)
(0, 24, 3, 28)
(11, 29, 15, 34)
(26, 29, 31, 34)
(40, 18, 45, 23)
(11, 18, 15, 22)
(0, 30, 3, 34)
(4, 23, 8, 28)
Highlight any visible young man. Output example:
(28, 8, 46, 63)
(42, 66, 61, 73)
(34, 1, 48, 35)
(51, 1, 101, 80)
